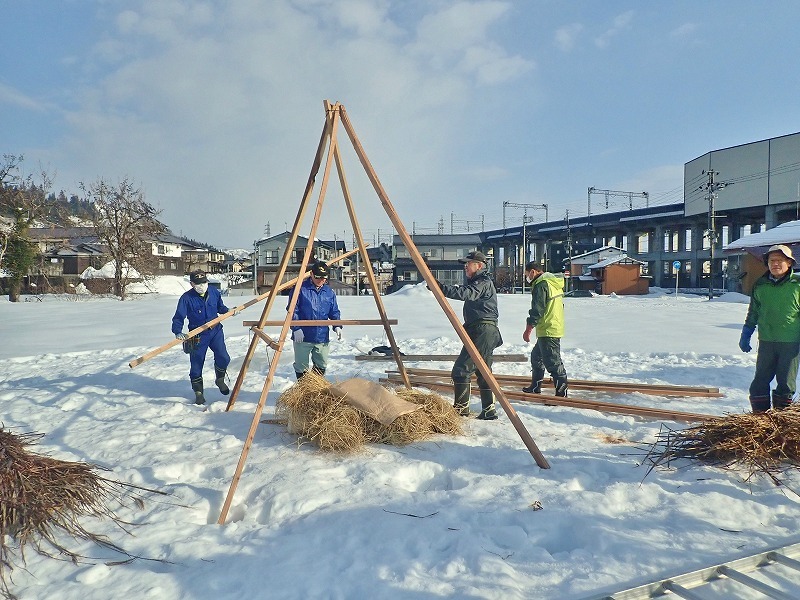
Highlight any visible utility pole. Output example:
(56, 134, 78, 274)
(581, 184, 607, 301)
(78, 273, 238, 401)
(502, 202, 549, 275)
(565, 210, 572, 292)
(698, 170, 731, 301)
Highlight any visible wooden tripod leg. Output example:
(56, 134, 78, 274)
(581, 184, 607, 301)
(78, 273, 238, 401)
(338, 105, 549, 469)
(333, 143, 410, 388)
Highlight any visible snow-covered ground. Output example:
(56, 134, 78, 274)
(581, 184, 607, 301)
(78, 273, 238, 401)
(1, 279, 798, 599)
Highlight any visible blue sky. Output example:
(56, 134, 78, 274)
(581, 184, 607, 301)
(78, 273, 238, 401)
(3, 1, 800, 249)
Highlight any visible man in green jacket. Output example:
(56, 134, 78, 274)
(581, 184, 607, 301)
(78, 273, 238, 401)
(740, 244, 800, 412)
(522, 261, 568, 397)
(433, 251, 503, 420)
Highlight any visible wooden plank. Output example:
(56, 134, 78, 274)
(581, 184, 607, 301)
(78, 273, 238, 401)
(381, 374, 717, 423)
(399, 367, 723, 397)
(356, 354, 528, 362)
(243, 319, 397, 326)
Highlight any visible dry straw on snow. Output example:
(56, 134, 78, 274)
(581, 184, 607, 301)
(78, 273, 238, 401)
(0, 428, 163, 599)
(275, 371, 463, 452)
(642, 405, 800, 487)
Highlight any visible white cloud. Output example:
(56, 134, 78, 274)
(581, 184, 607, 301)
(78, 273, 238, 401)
(554, 22, 583, 52)
(0, 84, 47, 111)
(594, 10, 634, 49)
(670, 22, 698, 38)
(44, 0, 534, 245)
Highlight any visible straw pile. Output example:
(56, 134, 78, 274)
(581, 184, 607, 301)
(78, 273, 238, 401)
(275, 371, 463, 452)
(641, 405, 800, 484)
(0, 428, 160, 599)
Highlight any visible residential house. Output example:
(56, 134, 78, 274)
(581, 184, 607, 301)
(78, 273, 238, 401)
(254, 231, 347, 294)
(391, 233, 486, 293)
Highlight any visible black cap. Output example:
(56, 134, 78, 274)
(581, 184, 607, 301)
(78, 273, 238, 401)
(311, 261, 329, 278)
(458, 251, 487, 264)
(190, 270, 208, 284)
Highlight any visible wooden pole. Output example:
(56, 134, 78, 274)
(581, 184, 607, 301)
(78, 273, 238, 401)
(223, 104, 335, 410)
(337, 105, 550, 469)
(339, 106, 551, 467)
(333, 140, 411, 388)
(242, 319, 397, 327)
(218, 101, 341, 524)
(128, 248, 360, 369)
(381, 374, 717, 423)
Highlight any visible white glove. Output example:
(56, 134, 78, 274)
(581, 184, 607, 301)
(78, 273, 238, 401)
(176, 333, 188, 340)
(292, 329, 304, 342)
(333, 326, 342, 341)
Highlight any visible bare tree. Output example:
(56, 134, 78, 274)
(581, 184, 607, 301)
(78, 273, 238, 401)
(82, 178, 166, 299)
(0, 155, 54, 301)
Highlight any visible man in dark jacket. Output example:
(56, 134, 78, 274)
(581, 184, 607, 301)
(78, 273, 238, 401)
(522, 261, 568, 397)
(739, 244, 800, 412)
(289, 261, 342, 379)
(172, 270, 232, 405)
(434, 251, 502, 420)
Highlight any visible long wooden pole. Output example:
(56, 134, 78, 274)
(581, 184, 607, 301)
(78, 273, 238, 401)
(128, 248, 360, 369)
(333, 141, 411, 388)
(218, 101, 341, 524)
(381, 374, 717, 423)
(223, 104, 335, 410)
(337, 105, 550, 469)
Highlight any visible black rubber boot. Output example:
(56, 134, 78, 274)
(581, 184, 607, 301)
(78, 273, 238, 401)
(750, 395, 770, 413)
(772, 392, 792, 410)
(522, 380, 542, 394)
(215, 366, 229, 395)
(191, 376, 206, 405)
(553, 375, 568, 397)
(476, 388, 497, 420)
(295, 371, 306, 381)
(453, 381, 472, 417)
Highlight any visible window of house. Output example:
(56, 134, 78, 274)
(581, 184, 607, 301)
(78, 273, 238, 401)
(663, 261, 672, 275)
(265, 250, 279, 264)
(158, 260, 165, 269)
(170, 261, 177, 270)
(157, 244, 166, 254)
(684, 228, 692, 251)
(293, 248, 304, 264)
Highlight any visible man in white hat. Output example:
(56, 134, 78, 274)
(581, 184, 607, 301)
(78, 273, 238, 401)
(739, 244, 800, 412)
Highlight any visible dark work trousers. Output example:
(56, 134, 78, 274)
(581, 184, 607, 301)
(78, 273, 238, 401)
(189, 325, 231, 380)
(530, 336, 567, 382)
(749, 340, 800, 399)
(451, 321, 503, 390)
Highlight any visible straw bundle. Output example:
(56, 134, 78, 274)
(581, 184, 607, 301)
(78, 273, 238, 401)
(641, 405, 800, 484)
(0, 429, 160, 599)
(275, 372, 463, 452)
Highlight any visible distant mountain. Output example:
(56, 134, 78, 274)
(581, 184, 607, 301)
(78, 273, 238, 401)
(225, 248, 252, 260)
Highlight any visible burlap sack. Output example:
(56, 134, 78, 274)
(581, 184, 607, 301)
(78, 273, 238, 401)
(329, 378, 421, 425)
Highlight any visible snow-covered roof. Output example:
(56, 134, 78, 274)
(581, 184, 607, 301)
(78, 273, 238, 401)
(568, 245, 624, 261)
(724, 220, 800, 252)
(588, 255, 645, 269)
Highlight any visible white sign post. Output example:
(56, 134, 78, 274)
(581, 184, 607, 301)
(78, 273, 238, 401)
(673, 260, 681, 298)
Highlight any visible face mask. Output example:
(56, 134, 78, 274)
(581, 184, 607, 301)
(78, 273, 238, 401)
(192, 282, 208, 295)
(525, 276, 532, 284)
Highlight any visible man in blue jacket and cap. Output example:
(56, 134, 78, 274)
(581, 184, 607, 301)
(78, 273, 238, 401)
(172, 270, 232, 405)
(289, 261, 342, 379)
